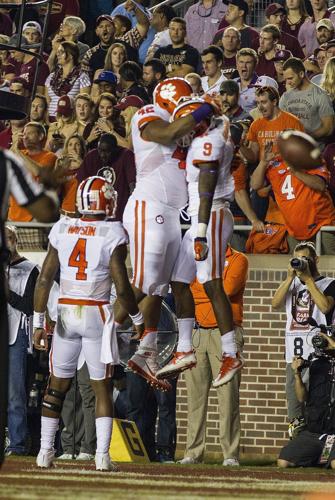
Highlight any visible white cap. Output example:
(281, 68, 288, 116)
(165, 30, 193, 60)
(23, 21, 42, 34)
(254, 75, 279, 90)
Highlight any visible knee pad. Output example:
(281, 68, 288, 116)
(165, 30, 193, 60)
(42, 387, 66, 414)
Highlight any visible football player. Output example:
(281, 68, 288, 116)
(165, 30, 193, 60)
(156, 99, 244, 386)
(33, 176, 144, 471)
(115, 78, 218, 389)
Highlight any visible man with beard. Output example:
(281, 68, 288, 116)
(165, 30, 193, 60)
(142, 59, 166, 101)
(76, 133, 136, 221)
(29, 94, 49, 132)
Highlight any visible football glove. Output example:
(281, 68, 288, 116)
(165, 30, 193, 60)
(194, 237, 208, 261)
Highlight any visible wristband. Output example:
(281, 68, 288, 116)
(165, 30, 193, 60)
(129, 311, 144, 325)
(191, 103, 213, 124)
(197, 223, 208, 238)
(33, 311, 45, 329)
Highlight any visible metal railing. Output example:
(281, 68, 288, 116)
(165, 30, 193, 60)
(7, 221, 335, 255)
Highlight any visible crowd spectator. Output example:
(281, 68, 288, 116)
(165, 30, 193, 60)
(0, 35, 15, 85)
(47, 16, 90, 72)
(94, 43, 127, 85)
(215, 0, 259, 51)
(280, 57, 335, 142)
(142, 59, 166, 100)
(83, 92, 123, 150)
(112, 95, 144, 149)
(256, 24, 281, 80)
(29, 94, 49, 132)
(281, 0, 309, 39)
(219, 26, 241, 77)
(77, 133, 136, 221)
(298, 0, 335, 57)
(154, 17, 200, 77)
(310, 47, 327, 85)
(184, 0, 227, 53)
(8, 122, 57, 222)
(9, 77, 30, 98)
(265, 4, 305, 59)
(91, 71, 118, 104)
(201, 45, 226, 96)
(46, 96, 78, 153)
(5, 225, 39, 456)
(185, 72, 203, 94)
(74, 94, 94, 135)
(273, 49, 293, 94)
(45, 41, 91, 120)
(146, 5, 176, 61)
(119, 61, 149, 102)
(0, 117, 27, 149)
(320, 56, 335, 102)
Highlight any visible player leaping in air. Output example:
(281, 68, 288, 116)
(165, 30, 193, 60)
(156, 98, 244, 386)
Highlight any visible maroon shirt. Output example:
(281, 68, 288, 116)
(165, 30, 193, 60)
(215, 21, 259, 51)
(18, 58, 50, 91)
(222, 55, 237, 78)
(256, 54, 277, 80)
(278, 31, 305, 59)
(76, 147, 136, 221)
(0, 127, 12, 149)
(281, 16, 307, 39)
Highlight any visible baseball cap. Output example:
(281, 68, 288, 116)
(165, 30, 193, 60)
(273, 49, 292, 62)
(265, 3, 286, 17)
(253, 75, 279, 90)
(96, 15, 115, 27)
(56, 95, 74, 117)
(23, 21, 42, 34)
(226, 0, 249, 15)
(316, 18, 334, 31)
(114, 95, 144, 110)
(94, 70, 117, 85)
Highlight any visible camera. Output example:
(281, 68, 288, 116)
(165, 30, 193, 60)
(290, 257, 309, 271)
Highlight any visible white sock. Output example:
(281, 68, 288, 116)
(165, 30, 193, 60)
(220, 330, 237, 357)
(40, 416, 59, 451)
(176, 318, 194, 352)
(140, 330, 157, 350)
(96, 417, 113, 454)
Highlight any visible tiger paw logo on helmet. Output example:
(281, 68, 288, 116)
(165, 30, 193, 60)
(160, 83, 178, 101)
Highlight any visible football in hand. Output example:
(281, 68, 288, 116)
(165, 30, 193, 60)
(277, 130, 322, 170)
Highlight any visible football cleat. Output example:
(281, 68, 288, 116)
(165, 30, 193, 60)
(212, 353, 244, 387)
(36, 448, 55, 468)
(223, 458, 240, 466)
(76, 452, 95, 460)
(127, 348, 172, 392)
(156, 351, 197, 379)
(95, 452, 119, 472)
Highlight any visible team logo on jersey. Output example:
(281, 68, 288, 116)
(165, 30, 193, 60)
(159, 83, 177, 101)
(97, 166, 116, 186)
(156, 215, 164, 224)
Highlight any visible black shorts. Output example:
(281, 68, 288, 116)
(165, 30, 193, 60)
(279, 430, 335, 467)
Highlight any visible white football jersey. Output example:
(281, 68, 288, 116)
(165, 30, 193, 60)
(48, 217, 128, 302)
(131, 104, 188, 209)
(186, 117, 235, 216)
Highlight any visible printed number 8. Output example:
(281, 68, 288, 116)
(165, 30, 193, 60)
(294, 337, 303, 356)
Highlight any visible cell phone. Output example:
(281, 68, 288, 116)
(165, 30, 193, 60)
(129, 0, 153, 20)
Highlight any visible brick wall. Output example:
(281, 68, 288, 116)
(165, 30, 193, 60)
(175, 255, 335, 460)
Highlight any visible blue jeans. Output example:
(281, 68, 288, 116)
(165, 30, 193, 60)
(7, 327, 28, 453)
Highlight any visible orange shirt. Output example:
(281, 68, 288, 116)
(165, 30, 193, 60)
(8, 150, 57, 222)
(247, 110, 304, 159)
(190, 247, 249, 327)
(232, 159, 247, 191)
(61, 175, 78, 214)
(266, 159, 335, 238)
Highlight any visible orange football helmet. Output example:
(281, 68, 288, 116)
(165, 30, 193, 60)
(172, 97, 210, 147)
(153, 78, 193, 115)
(76, 176, 117, 217)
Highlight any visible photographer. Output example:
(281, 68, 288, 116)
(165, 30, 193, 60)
(278, 344, 335, 469)
(272, 241, 335, 421)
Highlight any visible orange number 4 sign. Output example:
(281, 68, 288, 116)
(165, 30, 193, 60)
(68, 238, 88, 280)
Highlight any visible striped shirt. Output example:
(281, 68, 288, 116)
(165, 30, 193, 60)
(0, 149, 43, 255)
(45, 71, 91, 118)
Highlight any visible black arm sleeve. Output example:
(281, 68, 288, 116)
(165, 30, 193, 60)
(7, 266, 39, 316)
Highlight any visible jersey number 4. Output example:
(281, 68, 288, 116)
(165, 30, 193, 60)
(281, 174, 295, 200)
(68, 238, 88, 280)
